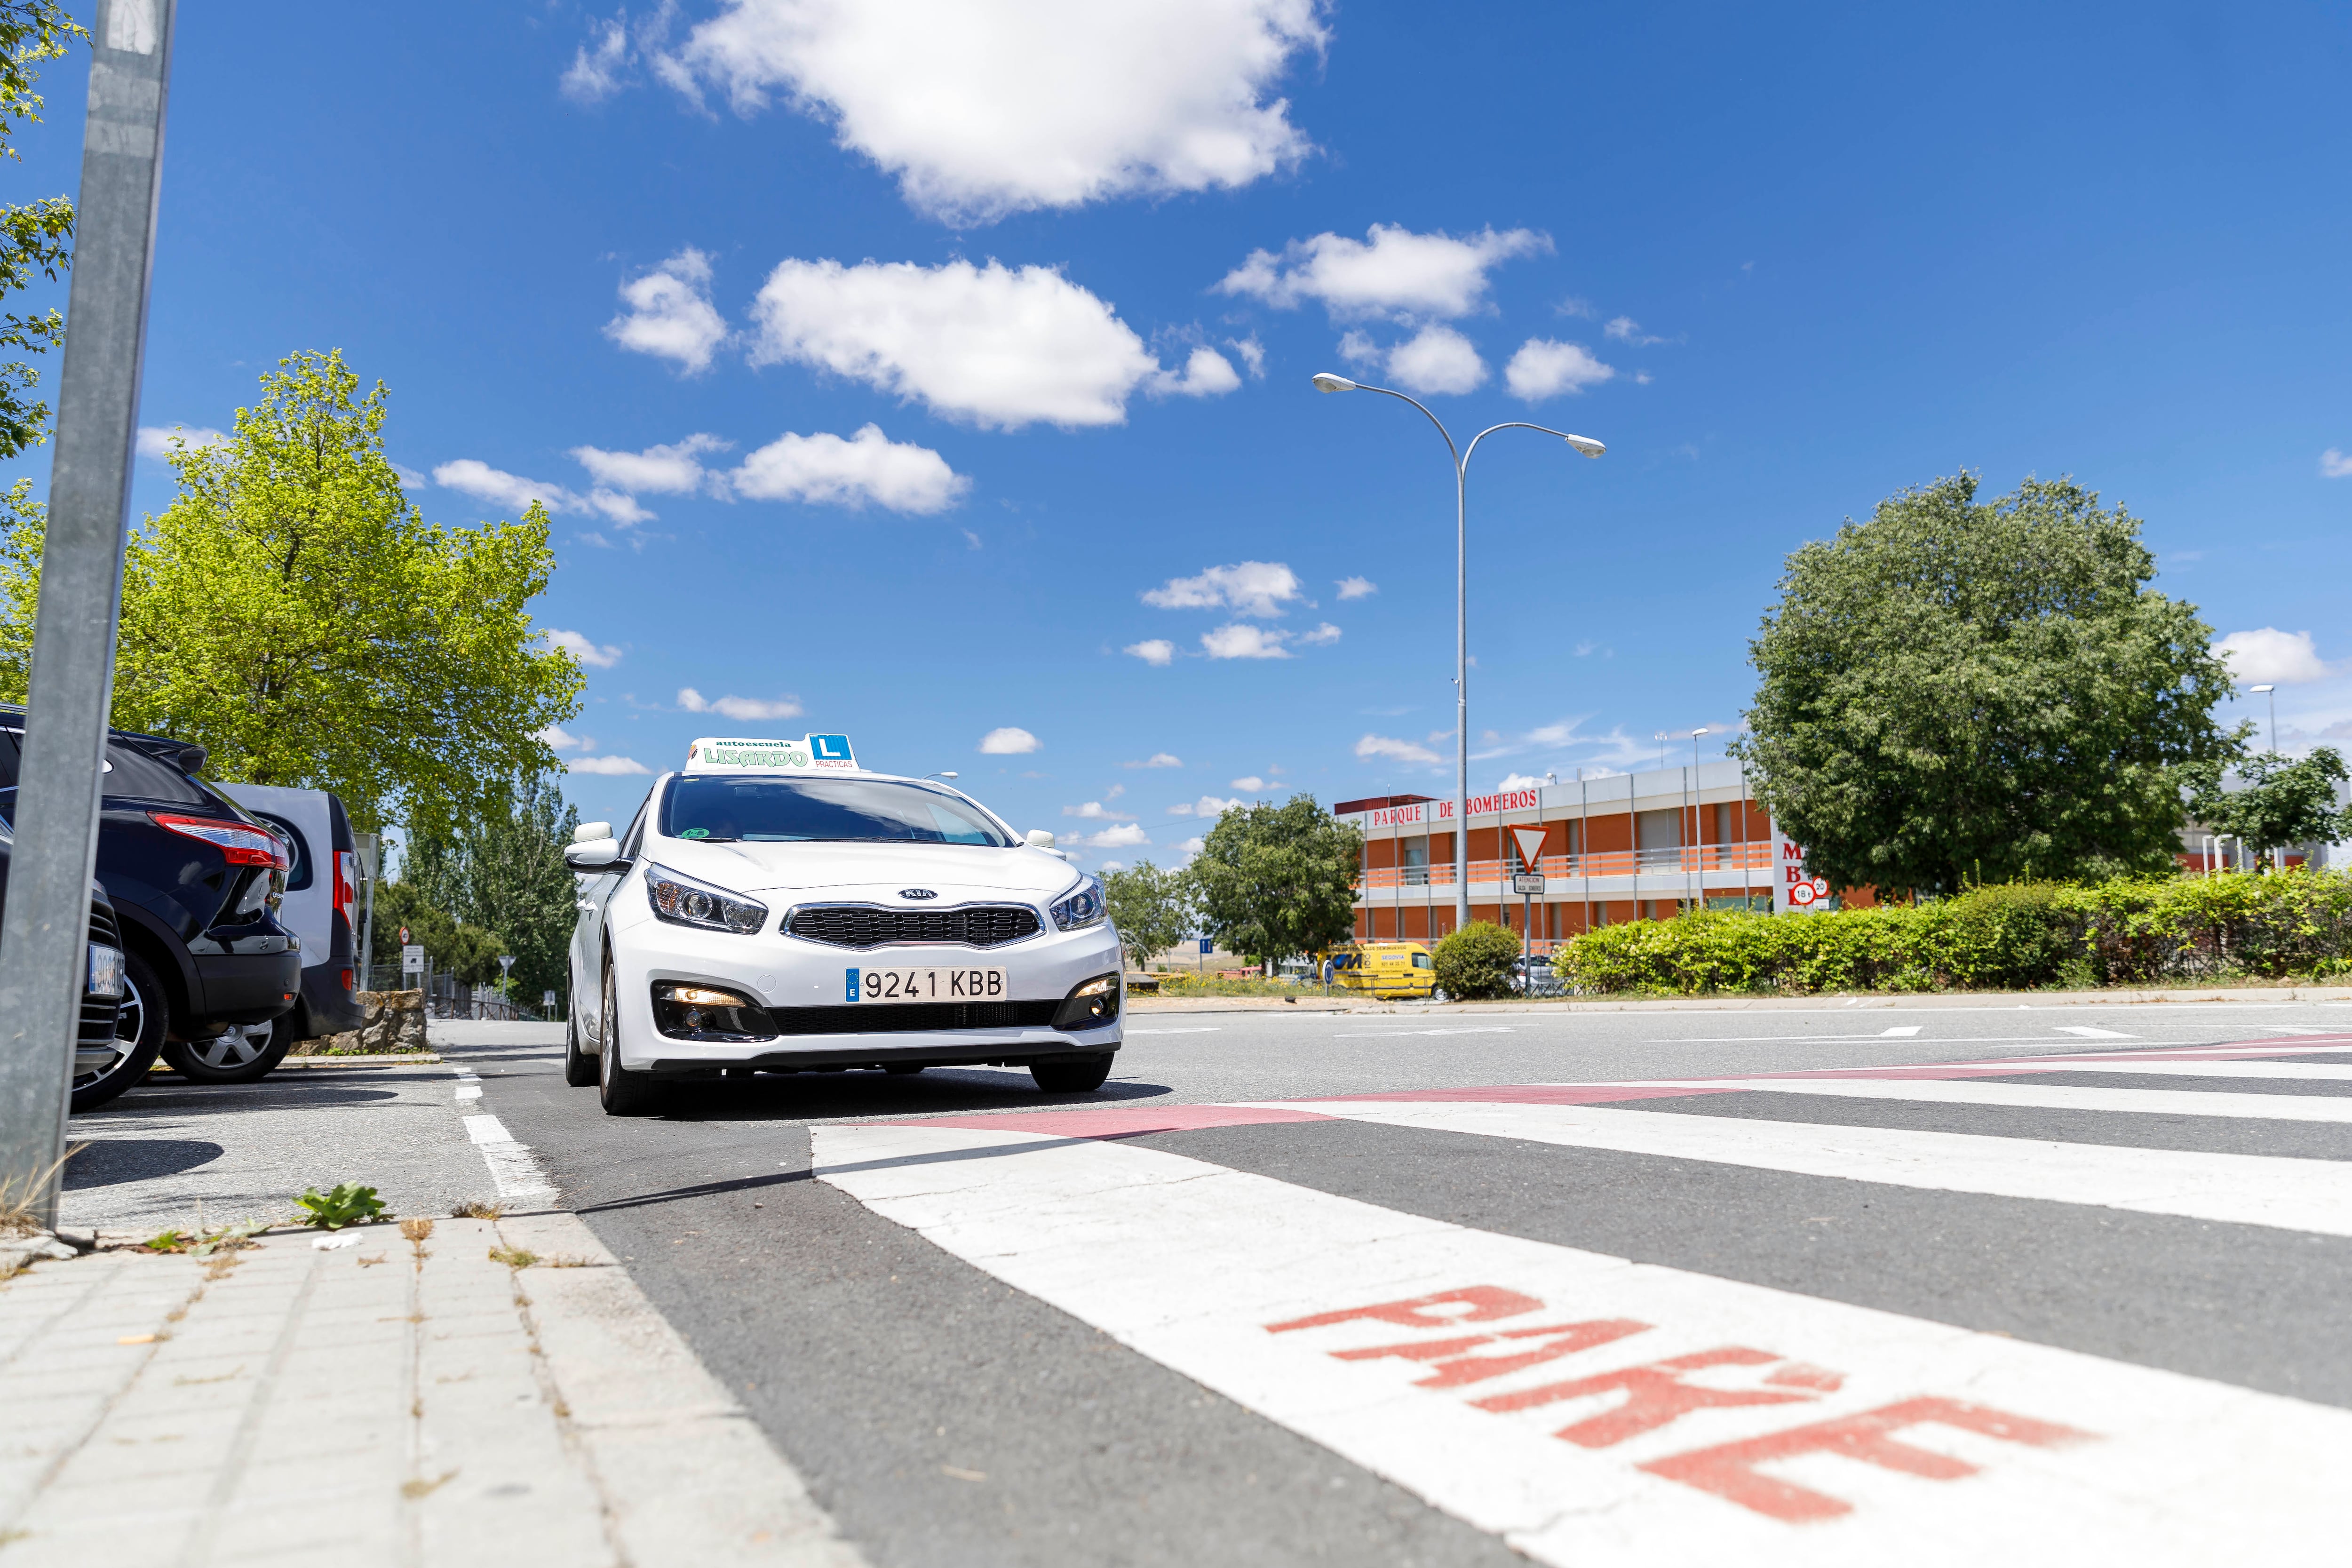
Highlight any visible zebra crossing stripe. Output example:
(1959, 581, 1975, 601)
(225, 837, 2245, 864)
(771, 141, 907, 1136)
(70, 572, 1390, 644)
(1249, 1099, 2352, 1236)
(1601, 1076, 2352, 1124)
(812, 1122, 2352, 1565)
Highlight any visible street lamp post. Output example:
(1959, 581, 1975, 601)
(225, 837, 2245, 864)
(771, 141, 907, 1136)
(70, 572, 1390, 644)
(1689, 726, 1710, 912)
(2250, 684, 2277, 753)
(1312, 372, 1603, 931)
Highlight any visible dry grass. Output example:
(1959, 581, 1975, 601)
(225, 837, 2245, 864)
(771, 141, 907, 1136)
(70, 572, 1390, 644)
(449, 1200, 503, 1220)
(398, 1217, 436, 1243)
(0, 1143, 87, 1236)
(486, 1246, 539, 1269)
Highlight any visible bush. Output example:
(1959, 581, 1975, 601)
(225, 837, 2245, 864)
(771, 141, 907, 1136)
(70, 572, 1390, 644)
(1552, 868, 2352, 996)
(1435, 921, 1521, 1000)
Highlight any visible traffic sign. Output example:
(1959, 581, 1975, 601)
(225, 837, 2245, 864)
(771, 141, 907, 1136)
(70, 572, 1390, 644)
(1508, 826, 1548, 870)
(397, 925, 410, 945)
(542, 990, 557, 1010)
(400, 944, 424, 975)
(1513, 873, 1546, 896)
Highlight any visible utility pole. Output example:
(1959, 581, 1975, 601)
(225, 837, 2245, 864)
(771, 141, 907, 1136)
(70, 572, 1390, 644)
(0, 0, 175, 1230)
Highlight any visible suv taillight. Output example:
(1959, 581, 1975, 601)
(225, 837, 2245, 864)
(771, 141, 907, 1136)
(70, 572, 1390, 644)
(334, 849, 357, 924)
(150, 812, 290, 869)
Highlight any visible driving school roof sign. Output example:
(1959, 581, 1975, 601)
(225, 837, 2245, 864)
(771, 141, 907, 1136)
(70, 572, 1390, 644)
(684, 734, 858, 773)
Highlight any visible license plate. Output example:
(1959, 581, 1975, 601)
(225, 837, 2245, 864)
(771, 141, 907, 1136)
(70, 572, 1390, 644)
(847, 966, 1009, 1003)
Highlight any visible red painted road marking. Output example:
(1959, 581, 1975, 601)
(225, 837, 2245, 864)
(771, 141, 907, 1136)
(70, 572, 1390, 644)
(1641, 1396, 2097, 1523)
(1311, 1084, 1735, 1106)
(890, 1104, 1334, 1139)
(1477, 1346, 1827, 1448)
(1336, 1319, 1652, 1389)
(1268, 1285, 1540, 1334)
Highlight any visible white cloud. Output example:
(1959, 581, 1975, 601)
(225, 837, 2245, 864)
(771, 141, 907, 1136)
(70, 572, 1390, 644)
(1355, 732, 1441, 764)
(1141, 560, 1300, 617)
(978, 725, 1041, 754)
(1505, 338, 1615, 400)
(2323, 449, 2352, 479)
(678, 687, 805, 721)
(1496, 772, 1542, 790)
(392, 463, 428, 488)
(544, 628, 623, 668)
(657, 0, 1327, 224)
(1295, 621, 1342, 647)
(1219, 223, 1547, 321)
(1604, 315, 1671, 346)
(2213, 628, 2330, 686)
(569, 754, 652, 775)
(751, 258, 1167, 429)
(1149, 346, 1242, 398)
(561, 15, 632, 103)
(1168, 794, 1244, 817)
(1337, 329, 1381, 368)
(1063, 800, 1136, 820)
(1230, 775, 1264, 791)
(1124, 752, 1183, 768)
(1105, 784, 1125, 799)
(1201, 623, 1291, 659)
(1124, 639, 1177, 667)
(1385, 325, 1486, 395)
(584, 488, 656, 525)
(435, 459, 582, 516)
(1335, 575, 1375, 600)
(135, 425, 230, 461)
(729, 424, 970, 513)
(536, 725, 586, 752)
(1228, 336, 1266, 377)
(1179, 836, 1206, 857)
(607, 248, 729, 374)
(572, 433, 731, 495)
(1079, 822, 1152, 849)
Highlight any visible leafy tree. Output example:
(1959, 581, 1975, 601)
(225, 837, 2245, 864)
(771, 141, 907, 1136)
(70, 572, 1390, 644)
(2191, 748, 2350, 867)
(0, 2, 83, 459)
(1434, 920, 1519, 1000)
(0, 350, 584, 833)
(366, 880, 504, 988)
(397, 772, 579, 1001)
(1189, 796, 1362, 968)
(1102, 860, 1195, 971)
(1732, 474, 2242, 897)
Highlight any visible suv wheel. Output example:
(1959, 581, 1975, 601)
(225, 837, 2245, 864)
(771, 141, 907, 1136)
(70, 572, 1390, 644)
(562, 1005, 596, 1087)
(166, 1016, 294, 1084)
(596, 961, 664, 1116)
(1030, 1053, 1113, 1093)
(71, 951, 167, 1112)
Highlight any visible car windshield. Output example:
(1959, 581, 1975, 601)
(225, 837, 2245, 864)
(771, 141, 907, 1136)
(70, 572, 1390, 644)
(660, 776, 1012, 847)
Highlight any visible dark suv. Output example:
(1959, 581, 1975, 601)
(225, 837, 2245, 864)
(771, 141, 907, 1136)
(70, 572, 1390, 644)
(0, 709, 302, 1105)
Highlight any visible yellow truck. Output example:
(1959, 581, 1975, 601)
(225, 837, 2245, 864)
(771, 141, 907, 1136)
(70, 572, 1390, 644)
(1328, 941, 1437, 999)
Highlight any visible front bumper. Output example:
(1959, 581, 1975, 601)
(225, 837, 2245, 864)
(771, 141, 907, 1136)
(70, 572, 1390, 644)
(609, 898, 1124, 1073)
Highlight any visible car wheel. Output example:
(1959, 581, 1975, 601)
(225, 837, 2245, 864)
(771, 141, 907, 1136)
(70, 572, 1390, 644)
(166, 1014, 295, 1084)
(71, 950, 167, 1112)
(1030, 1053, 1112, 1093)
(562, 1006, 596, 1087)
(882, 1062, 925, 1076)
(597, 959, 664, 1116)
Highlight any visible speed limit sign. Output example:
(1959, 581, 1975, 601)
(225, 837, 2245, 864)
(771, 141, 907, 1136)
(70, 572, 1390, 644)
(1789, 877, 1830, 907)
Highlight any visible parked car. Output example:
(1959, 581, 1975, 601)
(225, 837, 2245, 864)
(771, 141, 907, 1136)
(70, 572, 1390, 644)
(0, 708, 302, 1095)
(0, 847, 135, 1109)
(1511, 955, 1564, 997)
(217, 783, 366, 1052)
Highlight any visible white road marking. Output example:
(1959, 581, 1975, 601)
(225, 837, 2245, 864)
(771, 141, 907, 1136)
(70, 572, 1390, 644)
(2053, 1027, 2136, 1039)
(455, 1084, 482, 1101)
(1649, 1076, 2352, 1125)
(461, 1112, 556, 1199)
(1878, 1027, 1921, 1037)
(1959, 1059, 2352, 1083)
(814, 1123, 2352, 1565)
(1254, 1100, 2352, 1237)
(1125, 1027, 1224, 1035)
(1336, 1028, 1516, 1038)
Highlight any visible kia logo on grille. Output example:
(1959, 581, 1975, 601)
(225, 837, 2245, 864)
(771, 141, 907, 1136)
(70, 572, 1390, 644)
(899, 888, 938, 899)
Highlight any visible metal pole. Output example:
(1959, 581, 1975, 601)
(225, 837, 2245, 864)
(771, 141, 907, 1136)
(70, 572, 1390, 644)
(0, 0, 175, 1230)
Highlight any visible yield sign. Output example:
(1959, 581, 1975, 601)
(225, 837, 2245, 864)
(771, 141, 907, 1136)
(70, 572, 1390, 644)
(1509, 825, 1549, 869)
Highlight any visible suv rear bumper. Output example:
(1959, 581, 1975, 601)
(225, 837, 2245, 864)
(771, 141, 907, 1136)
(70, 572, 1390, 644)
(296, 961, 366, 1036)
(191, 950, 302, 1029)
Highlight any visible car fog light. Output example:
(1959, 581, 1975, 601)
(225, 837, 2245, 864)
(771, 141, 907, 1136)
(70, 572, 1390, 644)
(652, 980, 777, 1041)
(1051, 973, 1122, 1031)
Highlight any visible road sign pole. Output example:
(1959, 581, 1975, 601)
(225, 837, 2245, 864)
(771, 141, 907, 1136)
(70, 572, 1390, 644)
(0, 0, 176, 1230)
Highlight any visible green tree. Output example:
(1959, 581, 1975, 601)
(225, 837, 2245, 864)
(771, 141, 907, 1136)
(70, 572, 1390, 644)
(1732, 474, 2241, 897)
(2191, 748, 2350, 867)
(397, 772, 580, 1002)
(1102, 860, 1195, 971)
(0, 2, 83, 459)
(0, 350, 585, 833)
(1189, 796, 1362, 968)
(1433, 920, 1519, 1001)
(366, 881, 505, 988)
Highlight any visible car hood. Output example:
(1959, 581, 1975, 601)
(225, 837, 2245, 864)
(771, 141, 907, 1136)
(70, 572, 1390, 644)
(641, 838, 1082, 902)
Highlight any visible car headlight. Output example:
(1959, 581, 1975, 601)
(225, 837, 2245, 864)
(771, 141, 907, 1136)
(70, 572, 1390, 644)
(1049, 876, 1107, 932)
(644, 862, 768, 934)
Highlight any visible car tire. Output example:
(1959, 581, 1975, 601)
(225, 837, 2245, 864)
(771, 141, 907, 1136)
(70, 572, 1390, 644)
(165, 1014, 295, 1084)
(71, 950, 168, 1113)
(1030, 1053, 1112, 1093)
(882, 1062, 925, 1076)
(562, 1007, 596, 1087)
(597, 960, 664, 1116)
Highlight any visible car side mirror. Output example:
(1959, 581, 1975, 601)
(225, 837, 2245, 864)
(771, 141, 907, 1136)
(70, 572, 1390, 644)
(564, 839, 621, 870)
(1025, 829, 1056, 848)
(574, 821, 613, 844)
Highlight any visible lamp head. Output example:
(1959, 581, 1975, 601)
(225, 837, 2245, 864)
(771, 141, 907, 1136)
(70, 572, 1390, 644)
(2250, 684, 2276, 694)
(1692, 727, 1709, 737)
(1562, 433, 1605, 458)
(1310, 372, 1358, 393)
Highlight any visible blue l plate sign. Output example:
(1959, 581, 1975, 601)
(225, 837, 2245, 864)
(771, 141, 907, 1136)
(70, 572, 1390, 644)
(809, 733, 854, 761)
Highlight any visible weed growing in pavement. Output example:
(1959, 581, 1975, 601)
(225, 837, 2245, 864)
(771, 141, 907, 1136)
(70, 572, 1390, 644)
(450, 1200, 503, 1219)
(0, 1143, 87, 1235)
(398, 1218, 435, 1243)
(486, 1246, 539, 1269)
(293, 1182, 388, 1230)
(141, 1218, 267, 1257)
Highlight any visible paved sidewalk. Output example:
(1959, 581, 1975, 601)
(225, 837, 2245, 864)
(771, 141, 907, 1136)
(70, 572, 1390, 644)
(0, 1210, 865, 1568)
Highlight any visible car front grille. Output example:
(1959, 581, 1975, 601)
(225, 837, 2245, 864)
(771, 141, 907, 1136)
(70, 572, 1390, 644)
(763, 1000, 1060, 1035)
(785, 904, 1041, 949)
(82, 899, 124, 1047)
(87, 899, 119, 948)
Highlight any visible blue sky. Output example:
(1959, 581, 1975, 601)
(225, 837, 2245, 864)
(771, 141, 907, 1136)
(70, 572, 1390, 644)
(6, 2, 2351, 866)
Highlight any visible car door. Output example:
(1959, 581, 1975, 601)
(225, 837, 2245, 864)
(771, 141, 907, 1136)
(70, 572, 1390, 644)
(572, 790, 652, 1035)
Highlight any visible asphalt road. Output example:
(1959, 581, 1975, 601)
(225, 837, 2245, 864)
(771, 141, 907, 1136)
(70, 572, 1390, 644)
(422, 998, 2352, 1566)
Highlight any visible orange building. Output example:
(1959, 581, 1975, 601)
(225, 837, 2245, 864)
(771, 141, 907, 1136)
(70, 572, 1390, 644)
(1336, 761, 1872, 955)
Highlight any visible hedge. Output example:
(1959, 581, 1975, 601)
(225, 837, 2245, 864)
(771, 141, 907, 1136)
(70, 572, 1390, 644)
(1550, 869, 2352, 996)
(1435, 920, 1521, 1000)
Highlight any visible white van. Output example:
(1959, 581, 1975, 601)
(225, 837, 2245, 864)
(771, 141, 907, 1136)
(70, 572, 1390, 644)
(215, 783, 367, 1069)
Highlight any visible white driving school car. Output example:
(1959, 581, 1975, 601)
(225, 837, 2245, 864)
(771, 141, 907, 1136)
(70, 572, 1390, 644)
(563, 734, 1123, 1115)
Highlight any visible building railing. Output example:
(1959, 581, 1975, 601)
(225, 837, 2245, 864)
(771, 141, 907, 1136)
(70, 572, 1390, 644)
(1357, 840, 1775, 891)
